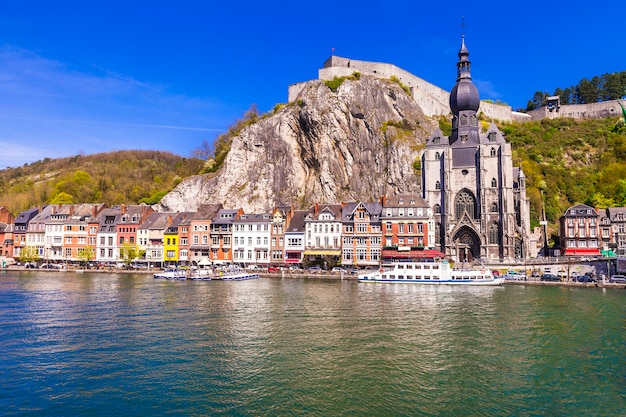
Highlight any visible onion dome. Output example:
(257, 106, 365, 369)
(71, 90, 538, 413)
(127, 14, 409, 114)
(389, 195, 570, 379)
(449, 36, 480, 114)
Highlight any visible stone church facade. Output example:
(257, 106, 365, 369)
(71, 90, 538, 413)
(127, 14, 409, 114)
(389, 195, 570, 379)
(421, 37, 531, 263)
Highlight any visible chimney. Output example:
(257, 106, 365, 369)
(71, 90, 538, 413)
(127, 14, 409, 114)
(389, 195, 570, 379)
(380, 195, 387, 206)
(121, 204, 127, 215)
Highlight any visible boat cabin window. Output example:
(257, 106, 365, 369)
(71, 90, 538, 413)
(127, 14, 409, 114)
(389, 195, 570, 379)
(424, 265, 430, 269)
(398, 265, 405, 270)
(406, 265, 413, 269)
(432, 265, 439, 270)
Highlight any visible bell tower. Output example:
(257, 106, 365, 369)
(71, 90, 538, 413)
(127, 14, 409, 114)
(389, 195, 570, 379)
(449, 36, 481, 146)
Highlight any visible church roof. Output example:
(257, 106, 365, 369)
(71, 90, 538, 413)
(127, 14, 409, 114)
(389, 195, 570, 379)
(449, 36, 480, 114)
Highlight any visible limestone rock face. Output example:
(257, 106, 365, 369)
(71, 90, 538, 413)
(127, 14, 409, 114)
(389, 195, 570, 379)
(158, 75, 436, 213)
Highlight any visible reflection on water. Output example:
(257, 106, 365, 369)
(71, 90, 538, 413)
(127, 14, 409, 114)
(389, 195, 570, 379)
(1, 271, 624, 416)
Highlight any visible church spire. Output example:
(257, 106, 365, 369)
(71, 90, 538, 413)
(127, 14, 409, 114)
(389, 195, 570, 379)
(448, 36, 480, 145)
(457, 35, 472, 81)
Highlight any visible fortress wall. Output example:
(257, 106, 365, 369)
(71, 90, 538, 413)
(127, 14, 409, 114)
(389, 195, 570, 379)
(480, 102, 514, 121)
(527, 100, 624, 121)
(511, 111, 532, 122)
(318, 57, 451, 117)
(315, 56, 520, 122)
(288, 81, 309, 102)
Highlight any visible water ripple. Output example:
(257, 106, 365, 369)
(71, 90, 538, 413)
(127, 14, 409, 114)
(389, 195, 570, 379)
(0, 273, 624, 416)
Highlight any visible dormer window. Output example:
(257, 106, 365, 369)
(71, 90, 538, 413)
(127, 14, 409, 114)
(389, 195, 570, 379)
(433, 137, 440, 144)
(488, 132, 496, 141)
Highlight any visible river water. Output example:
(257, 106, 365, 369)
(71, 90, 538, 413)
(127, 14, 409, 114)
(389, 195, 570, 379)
(1, 271, 624, 416)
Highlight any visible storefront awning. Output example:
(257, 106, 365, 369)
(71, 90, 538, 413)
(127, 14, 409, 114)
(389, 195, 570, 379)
(382, 248, 445, 259)
(304, 249, 341, 256)
(563, 248, 601, 256)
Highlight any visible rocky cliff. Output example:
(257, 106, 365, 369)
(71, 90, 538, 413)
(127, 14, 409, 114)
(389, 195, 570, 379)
(158, 75, 437, 213)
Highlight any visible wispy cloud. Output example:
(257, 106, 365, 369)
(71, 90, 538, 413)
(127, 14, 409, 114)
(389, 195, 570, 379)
(474, 79, 501, 102)
(0, 45, 235, 168)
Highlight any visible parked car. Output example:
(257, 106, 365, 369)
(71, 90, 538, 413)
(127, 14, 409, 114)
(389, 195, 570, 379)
(540, 273, 561, 282)
(41, 263, 63, 270)
(24, 262, 37, 269)
(531, 271, 541, 278)
(267, 266, 281, 273)
(573, 275, 596, 283)
(307, 266, 323, 273)
(609, 274, 626, 283)
(331, 267, 347, 273)
(288, 266, 303, 271)
(503, 271, 525, 281)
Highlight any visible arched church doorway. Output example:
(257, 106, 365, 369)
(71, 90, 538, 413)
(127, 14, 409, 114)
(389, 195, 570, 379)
(453, 227, 481, 263)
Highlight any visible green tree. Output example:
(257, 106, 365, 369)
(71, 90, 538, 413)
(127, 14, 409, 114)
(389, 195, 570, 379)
(575, 78, 598, 104)
(77, 246, 95, 267)
(527, 91, 548, 111)
(19, 245, 41, 265)
(50, 191, 74, 204)
(119, 242, 145, 268)
(588, 192, 615, 209)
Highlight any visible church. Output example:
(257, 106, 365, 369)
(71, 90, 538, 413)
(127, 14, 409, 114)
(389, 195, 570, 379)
(421, 37, 531, 263)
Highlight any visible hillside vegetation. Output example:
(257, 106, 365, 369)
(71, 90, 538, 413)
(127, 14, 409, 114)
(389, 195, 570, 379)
(1, 115, 626, 244)
(0, 150, 204, 214)
(498, 116, 626, 232)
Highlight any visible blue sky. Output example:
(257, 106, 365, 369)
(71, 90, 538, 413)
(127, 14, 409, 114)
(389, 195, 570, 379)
(0, 1, 624, 169)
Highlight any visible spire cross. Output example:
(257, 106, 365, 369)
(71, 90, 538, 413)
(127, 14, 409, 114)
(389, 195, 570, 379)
(461, 16, 467, 36)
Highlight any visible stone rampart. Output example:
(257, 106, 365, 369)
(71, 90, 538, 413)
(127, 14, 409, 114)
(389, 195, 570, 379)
(288, 55, 521, 122)
(527, 100, 624, 121)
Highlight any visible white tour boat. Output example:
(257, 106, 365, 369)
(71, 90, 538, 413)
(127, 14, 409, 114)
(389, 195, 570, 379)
(153, 269, 188, 280)
(357, 261, 504, 286)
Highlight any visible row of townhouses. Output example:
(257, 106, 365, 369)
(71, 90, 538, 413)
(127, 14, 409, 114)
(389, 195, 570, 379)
(2, 200, 624, 268)
(0, 195, 440, 268)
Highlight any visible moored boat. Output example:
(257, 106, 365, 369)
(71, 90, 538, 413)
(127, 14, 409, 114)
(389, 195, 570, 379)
(153, 269, 188, 280)
(358, 261, 504, 286)
(213, 266, 259, 281)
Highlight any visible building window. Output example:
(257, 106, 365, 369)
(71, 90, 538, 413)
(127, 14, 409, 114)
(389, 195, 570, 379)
(490, 147, 496, 156)
(491, 202, 498, 213)
(491, 178, 497, 187)
(455, 190, 476, 219)
(434, 204, 441, 214)
(435, 181, 441, 190)
(489, 223, 499, 245)
(435, 152, 440, 160)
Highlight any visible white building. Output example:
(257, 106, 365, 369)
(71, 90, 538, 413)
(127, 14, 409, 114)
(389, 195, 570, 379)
(232, 213, 272, 267)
